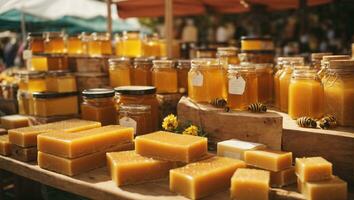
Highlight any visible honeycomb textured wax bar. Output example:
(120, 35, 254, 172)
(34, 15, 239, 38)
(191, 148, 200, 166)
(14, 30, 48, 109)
(38, 143, 133, 176)
(107, 151, 176, 186)
(170, 156, 246, 199)
(135, 131, 208, 162)
(244, 150, 292, 172)
(231, 168, 270, 200)
(0, 135, 11, 156)
(270, 166, 296, 187)
(299, 176, 347, 200)
(217, 139, 266, 160)
(11, 145, 37, 162)
(1, 115, 29, 129)
(295, 157, 332, 182)
(8, 119, 101, 147)
(38, 125, 133, 158)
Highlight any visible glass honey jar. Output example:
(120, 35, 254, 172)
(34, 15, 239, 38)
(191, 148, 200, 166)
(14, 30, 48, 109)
(120, 31, 142, 57)
(118, 104, 152, 136)
(142, 34, 161, 57)
(88, 32, 112, 56)
(288, 67, 324, 119)
(132, 57, 153, 86)
(115, 86, 159, 131)
(311, 52, 332, 70)
(152, 60, 178, 93)
(255, 63, 273, 104)
(323, 60, 354, 126)
(27, 32, 44, 53)
(114, 33, 123, 56)
(17, 71, 46, 92)
(44, 32, 66, 54)
(318, 55, 350, 80)
(196, 47, 217, 58)
(108, 57, 132, 87)
(177, 60, 191, 94)
(188, 58, 227, 103)
(80, 32, 90, 55)
(216, 47, 240, 69)
(81, 88, 117, 126)
(67, 33, 84, 55)
(45, 70, 77, 93)
(227, 63, 258, 110)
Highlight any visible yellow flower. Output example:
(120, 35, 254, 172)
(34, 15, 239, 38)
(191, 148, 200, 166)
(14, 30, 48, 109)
(162, 114, 178, 131)
(182, 125, 199, 136)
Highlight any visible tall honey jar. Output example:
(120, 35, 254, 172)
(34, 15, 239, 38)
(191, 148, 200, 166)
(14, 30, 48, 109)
(81, 88, 117, 126)
(88, 32, 112, 56)
(120, 31, 142, 57)
(323, 60, 354, 126)
(177, 60, 191, 94)
(227, 63, 258, 110)
(255, 63, 273, 104)
(132, 57, 153, 86)
(279, 59, 304, 112)
(142, 34, 161, 57)
(188, 58, 226, 103)
(310, 52, 332, 70)
(108, 57, 132, 87)
(288, 67, 324, 119)
(118, 104, 152, 136)
(67, 33, 84, 55)
(318, 55, 350, 80)
(27, 32, 44, 53)
(152, 60, 178, 93)
(115, 86, 159, 131)
(44, 32, 66, 54)
(216, 47, 240, 69)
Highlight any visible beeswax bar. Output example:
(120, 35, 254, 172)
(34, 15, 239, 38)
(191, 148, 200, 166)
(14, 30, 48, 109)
(0, 135, 11, 156)
(298, 176, 347, 200)
(217, 139, 266, 160)
(1, 115, 29, 129)
(170, 156, 245, 199)
(11, 145, 37, 162)
(295, 157, 332, 182)
(38, 143, 133, 176)
(270, 166, 296, 187)
(8, 119, 101, 147)
(244, 150, 292, 171)
(231, 168, 270, 200)
(107, 151, 175, 186)
(135, 131, 207, 162)
(38, 125, 133, 158)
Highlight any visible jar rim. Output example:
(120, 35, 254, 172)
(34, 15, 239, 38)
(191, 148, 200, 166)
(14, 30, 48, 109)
(153, 60, 174, 68)
(115, 86, 156, 95)
(311, 52, 332, 60)
(109, 57, 131, 64)
(321, 55, 350, 62)
(32, 91, 78, 99)
(82, 88, 115, 98)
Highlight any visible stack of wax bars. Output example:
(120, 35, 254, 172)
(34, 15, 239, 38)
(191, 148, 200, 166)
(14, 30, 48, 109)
(296, 157, 347, 200)
(37, 125, 134, 176)
(7, 119, 101, 162)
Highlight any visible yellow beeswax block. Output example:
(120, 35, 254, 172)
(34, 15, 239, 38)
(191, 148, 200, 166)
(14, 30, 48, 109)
(270, 166, 296, 187)
(295, 157, 332, 182)
(8, 119, 101, 148)
(1, 115, 29, 130)
(244, 150, 292, 172)
(231, 168, 270, 200)
(135, 131, 207, 162)
(11, 145, 37, 162)
(38, 143, 133, 176)
(107, 150, 176, 186)
(38, 125, 133, 158)
(0, 135, 11, 156)
(299, 176, 347, 200)
(170, 156, 246, 199)
(217, 139, 266, 160)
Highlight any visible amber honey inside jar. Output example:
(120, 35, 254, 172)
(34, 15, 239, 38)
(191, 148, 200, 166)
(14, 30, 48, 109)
(188, 58, 227, 103)
(81, 88, 116, 126)
(45, 71, 77, 93)
(255, 63, 273, 104)
(115, 86, 159, 131)
(177, 60, 191, 94)
(67, 34, 83, 55)
(118, 104, 151, 136)
(46, 55, 68, 71)
(109, 57, 132, 87)
(17, 71, 46, 92)
(142, 34, 161, 57)
(44, 32, 66, 54)
(288, 67, 324, 119)
(132, 57, 153, 86)
(88, 32, 112, 56)
(152, 60, 178, 93)
(196, 47, 217, 58)
(227, 64, 258, 110)
(216, 47, 240, 69)
(323, 60, 354, 126)
(114, 33, 123, 56)
(30, 56, 48, 71)
(27, 32, 44, 53)
(120, 31, 142, 57)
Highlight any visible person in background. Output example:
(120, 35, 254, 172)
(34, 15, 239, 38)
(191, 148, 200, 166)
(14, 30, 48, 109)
(182, 18, 198, 42)
(3, 37, 18, 68)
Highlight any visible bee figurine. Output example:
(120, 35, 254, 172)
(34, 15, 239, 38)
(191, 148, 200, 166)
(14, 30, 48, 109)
(210, 98, 227, 108)
(318, 114, 337, 129)
(296, 117, 317, 128)
(248, 103, 267, 113)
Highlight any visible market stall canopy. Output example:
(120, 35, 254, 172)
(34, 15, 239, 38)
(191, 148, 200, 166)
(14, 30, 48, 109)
(0, 0, 141, 33)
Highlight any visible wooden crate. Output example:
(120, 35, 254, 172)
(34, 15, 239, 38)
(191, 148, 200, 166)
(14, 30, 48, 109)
(177, 96, 283, 150)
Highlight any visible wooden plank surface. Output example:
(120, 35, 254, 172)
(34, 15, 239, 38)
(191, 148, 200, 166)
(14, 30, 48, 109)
(0, 155, 306, 200)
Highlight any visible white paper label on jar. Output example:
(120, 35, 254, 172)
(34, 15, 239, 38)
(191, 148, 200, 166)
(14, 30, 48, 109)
(191, 72, 203, 87)
(119, 117, 137, 135)
(23, 50, 32, 60)
(228, 76, 246, 95)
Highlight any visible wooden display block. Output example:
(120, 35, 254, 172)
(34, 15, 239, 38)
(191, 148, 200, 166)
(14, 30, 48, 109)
(177, 96, 283, 150)
(71, 56, 110, 73)
(280, 112, 354, 185)
(75, 72, 109, 92)
(0, 98, 18, 115)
